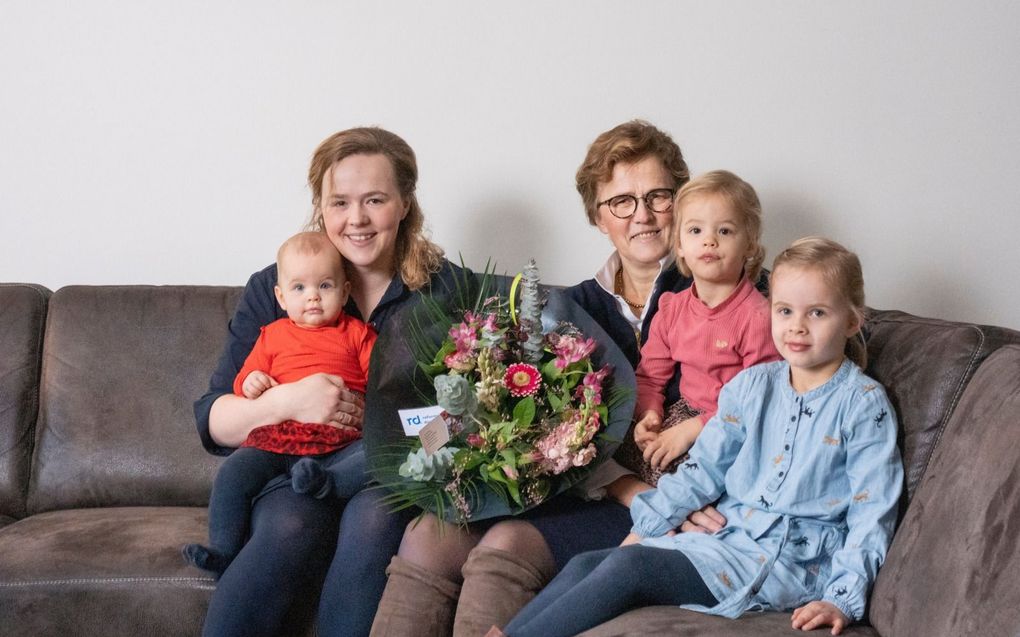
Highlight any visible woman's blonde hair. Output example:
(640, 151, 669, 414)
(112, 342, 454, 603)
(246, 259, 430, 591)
(575, 120, 689, 225)
(673, 170, 765, 283)
(307, 127, 444, 290)
(772, 236, 868, 368)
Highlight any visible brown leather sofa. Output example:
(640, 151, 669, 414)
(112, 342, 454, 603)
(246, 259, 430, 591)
(2, 282, 1020, 637)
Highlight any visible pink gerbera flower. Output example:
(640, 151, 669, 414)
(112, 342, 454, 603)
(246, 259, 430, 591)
(504, 363, 542, 397)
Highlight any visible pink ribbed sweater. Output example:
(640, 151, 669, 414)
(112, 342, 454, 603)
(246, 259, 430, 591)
(635, 277, 780, 424)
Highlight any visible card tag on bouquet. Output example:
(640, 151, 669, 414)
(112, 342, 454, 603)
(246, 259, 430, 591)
(418, 414, 451, 457)
(397, 405, 445, 436)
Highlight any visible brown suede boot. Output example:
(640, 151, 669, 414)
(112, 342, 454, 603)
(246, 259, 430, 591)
(369, 556, 461, 637)
(452, 546, 552, 637)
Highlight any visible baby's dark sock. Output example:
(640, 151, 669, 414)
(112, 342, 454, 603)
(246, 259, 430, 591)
(291, 457, 332, 499)
(181, 543, 231, 577)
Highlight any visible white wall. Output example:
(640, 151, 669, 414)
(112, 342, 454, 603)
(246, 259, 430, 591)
(2, 1, 1019, 328)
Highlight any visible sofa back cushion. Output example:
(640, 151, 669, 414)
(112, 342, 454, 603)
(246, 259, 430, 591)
(28, 285, 242, 513)
(868, 344, 1020, 635)
(0, 284, 51, 522)
(864, 310, 1020, 503)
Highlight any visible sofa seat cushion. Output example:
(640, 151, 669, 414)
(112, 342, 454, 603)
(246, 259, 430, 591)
(869, 344, 1020, 636)
(577, 606, 880, 636)
(0, 506, 213, 636)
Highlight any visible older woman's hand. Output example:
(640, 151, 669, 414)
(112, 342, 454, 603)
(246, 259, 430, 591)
(678, 505, 727, 534)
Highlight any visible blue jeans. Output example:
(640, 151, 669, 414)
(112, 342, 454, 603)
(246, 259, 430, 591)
(504, 545, 718, 637)
(201, 443, 365, 566)
(201, 481, 411, 637)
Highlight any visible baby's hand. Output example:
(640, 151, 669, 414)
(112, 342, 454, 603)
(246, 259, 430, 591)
(791, 600, 850, 635)
(633, 411, 662, 451)
(242, 371, 278, 399)
(619, 532, 643, 546)
(642, 416, 702, 471)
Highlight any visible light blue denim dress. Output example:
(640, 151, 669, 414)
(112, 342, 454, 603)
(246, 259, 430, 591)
(631, 359, 903, 621)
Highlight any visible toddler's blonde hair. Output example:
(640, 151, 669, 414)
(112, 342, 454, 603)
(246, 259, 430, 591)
(673, 170, 765, 283)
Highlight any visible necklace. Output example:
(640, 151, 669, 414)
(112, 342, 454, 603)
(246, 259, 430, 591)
(615, 268, 646, 310)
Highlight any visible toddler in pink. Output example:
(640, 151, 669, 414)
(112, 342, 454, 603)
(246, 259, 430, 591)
(631, 170, 780, 482)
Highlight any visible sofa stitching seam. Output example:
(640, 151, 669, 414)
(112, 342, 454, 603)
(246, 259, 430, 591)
(0, 576, 216, 587)
(913, 325, 984, 487)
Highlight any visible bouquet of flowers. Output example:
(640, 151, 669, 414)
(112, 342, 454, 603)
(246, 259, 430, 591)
(364, 260, 636, 523)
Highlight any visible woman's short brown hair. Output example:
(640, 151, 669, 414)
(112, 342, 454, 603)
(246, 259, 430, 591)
(307, 127, 443, 290)
(575, 120, 689, 225)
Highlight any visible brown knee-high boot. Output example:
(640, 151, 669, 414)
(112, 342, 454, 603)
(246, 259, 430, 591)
(370, 556, 461, 637)
(452, 546, 553, 637)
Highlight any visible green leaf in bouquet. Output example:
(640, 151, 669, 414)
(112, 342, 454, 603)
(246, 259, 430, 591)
(512, 396, 536, 427)
(542, 358, 561, 380)
(456, 448, 487, 472)
(547, 391, 563, 412)
(500, 448, 518, 469)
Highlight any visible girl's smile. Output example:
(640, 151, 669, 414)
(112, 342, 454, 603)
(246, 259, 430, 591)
(770, 264, 862, 393)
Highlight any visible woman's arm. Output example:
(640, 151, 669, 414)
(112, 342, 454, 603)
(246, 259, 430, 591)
(605, 474, 653, 508)
(209, 373, 361, 447)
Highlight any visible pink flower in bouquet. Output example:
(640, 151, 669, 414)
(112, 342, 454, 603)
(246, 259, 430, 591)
(549, 333, 597, 370)
(444, 350, 477, 373)
(504, 363, 542, 397)
(466, 433, 485, 448)
(449, 320, 478, 352)
(502, 465, 519, 480)
(572, 444, 597, 467)
(576, 364, 612, 405)
(534, 410, 601, 475)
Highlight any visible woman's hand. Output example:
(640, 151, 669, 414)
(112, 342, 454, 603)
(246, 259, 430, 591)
(633, 411, 662, 451)
(678, 505, 727, 534)
(791, 601, 850, 635)
(276, 373, 365, 429)
(642, 416, 702, 470)
(620, 532, 643, 546)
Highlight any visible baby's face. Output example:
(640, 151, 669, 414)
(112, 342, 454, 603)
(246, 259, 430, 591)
(274, 250, 349, 328)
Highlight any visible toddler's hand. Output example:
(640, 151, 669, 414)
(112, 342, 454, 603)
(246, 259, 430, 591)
(633, 411, 662, 451)
(642, 416, 702, 471)
(620, 532, 643, 546)
(791, 600, 850, 635)
(242, 371, 278, 399)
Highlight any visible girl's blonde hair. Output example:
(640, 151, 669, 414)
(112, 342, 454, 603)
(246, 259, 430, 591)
(673, 170, 765, 283)
(772, 236, 868, 368)
(307, 127, 444, 290)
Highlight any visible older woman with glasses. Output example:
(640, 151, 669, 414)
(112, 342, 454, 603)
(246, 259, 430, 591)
(370, 121, 729, 637)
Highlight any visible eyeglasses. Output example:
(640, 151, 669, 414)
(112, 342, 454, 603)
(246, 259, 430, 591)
(596, 188, 675, 219)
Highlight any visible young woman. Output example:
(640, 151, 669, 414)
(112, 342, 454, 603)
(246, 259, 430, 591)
(194, 127, 460, 637)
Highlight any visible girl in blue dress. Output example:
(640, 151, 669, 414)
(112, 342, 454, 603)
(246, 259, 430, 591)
(495, 237, 904, 636)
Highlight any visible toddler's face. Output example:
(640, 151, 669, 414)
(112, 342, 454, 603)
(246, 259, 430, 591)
(675, 194, 753, 287)
(770, 265, 859, 389)
(274, 250, 349, 328)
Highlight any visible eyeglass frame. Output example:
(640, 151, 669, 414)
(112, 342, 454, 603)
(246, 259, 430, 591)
(595, 188, 676, 219)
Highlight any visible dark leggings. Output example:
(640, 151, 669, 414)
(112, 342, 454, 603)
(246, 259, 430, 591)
(504, 545, 718, 637)
(202, 482, 412, 637)
(317, 487, 415, 636)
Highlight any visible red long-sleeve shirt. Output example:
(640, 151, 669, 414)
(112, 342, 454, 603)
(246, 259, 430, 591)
(235, 315, 376, 455)
(635, 277, 780, 425)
